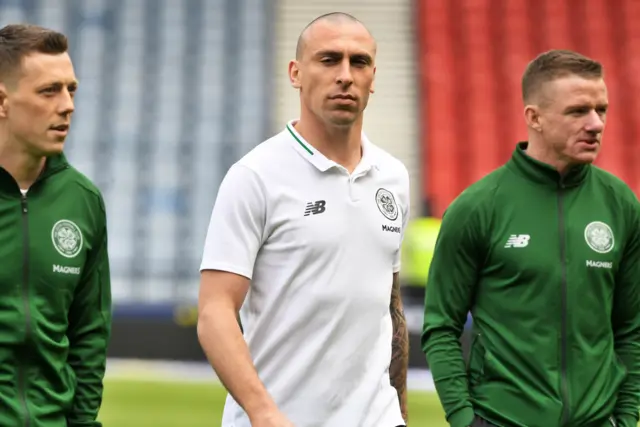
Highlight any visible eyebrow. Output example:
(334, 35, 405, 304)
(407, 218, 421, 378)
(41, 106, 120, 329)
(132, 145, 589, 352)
(39, 80, 79, 89)
(563, 102, 608, 112)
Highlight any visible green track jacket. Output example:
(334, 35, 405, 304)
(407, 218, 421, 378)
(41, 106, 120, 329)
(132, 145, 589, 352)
(422, 143, 640, 427)
(0, 153, 112, 427)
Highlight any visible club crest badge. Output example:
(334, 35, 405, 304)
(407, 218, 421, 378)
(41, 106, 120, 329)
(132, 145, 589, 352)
(375, 188, 398, 221)
(51, 219, 83, 258)
(584, 221, 614, 254)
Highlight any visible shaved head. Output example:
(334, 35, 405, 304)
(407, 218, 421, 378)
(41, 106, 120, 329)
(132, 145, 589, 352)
(288, 11, 377, 128)
(295, 12, 374, 60)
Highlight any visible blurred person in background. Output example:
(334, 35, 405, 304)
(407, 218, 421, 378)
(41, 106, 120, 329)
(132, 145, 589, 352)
(422, 49, 640, 427)
(0, 24, 112, 427)
(197, 12, 410, 427)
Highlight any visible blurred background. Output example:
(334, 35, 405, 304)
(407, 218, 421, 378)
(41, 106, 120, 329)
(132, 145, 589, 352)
(2, 0, 640, 425)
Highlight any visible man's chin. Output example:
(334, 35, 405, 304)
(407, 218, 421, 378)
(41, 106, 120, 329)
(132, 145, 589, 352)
(39, 141, 65, 157)
(325, 111, 359, 127)
(572, 151, 599, 165)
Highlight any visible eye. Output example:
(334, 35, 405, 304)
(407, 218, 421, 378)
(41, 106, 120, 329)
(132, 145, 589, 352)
(567, 107, 588, 116)
(320, 57, 338, 64)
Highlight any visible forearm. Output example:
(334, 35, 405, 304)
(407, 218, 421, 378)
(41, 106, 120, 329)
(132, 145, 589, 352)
(67, 279, 110, 424)
(390, 273, 409, 421)
(423, 327, 473, 427)
(390, 310, 409, 420)
(197, 305, 276, 418)
(613, 335, 640, 426)
(67, 323, 109, 425)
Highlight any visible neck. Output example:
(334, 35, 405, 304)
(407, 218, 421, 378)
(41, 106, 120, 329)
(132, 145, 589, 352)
(0, 130, 46, 190)
(294, 112, 363, 172)
(525, 136, 573, 176)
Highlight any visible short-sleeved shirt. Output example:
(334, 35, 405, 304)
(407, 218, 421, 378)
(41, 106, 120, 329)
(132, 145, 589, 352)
(200, 120, 411, 427)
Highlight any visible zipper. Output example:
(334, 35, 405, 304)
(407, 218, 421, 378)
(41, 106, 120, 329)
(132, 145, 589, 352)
(1, 158, 65, 426)
(558, 182, 569, 425)
(20, 193, 31, 427)
(609, 416, 617, 426)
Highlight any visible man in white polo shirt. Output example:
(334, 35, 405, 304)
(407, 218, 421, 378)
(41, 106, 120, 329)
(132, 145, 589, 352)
(197, 12, 410, 427)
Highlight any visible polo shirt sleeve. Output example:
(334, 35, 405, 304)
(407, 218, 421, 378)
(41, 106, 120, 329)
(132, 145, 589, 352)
(393, 167, 411, 273)
(200, 163, 266, 280)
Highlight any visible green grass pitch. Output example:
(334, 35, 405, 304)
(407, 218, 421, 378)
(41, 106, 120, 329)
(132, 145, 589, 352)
(97, 378, 640, 426)
(97, 378, 449, 426)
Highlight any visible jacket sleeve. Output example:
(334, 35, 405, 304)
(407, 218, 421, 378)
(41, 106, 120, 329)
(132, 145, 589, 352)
(66, 195, 112, 427)
(422, 199, 485, 427)
(612, 199, 640, 427)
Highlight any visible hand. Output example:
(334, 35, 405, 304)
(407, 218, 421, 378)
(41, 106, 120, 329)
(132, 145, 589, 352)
(250, 409, 295, 427)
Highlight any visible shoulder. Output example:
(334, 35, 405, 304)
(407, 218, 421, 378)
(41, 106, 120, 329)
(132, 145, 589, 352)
(217, 129, 296, 191)
(590, 166, 639, 204)
(590, 166, 640, 228)
(50, 161, 108, 247)
(235, 130, 293, 173)
(368, 142, 410, 190)
(590, 166, 640, 215)
(57, 164, 106, 214)
(445, 166, 508, 220)
(216, 131, 295, 198)
(368, 142, 410, 214)
(369, 143, 409, 182)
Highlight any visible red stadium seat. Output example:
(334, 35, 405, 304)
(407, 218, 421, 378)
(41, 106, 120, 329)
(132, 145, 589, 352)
(417, 0, 640, 217)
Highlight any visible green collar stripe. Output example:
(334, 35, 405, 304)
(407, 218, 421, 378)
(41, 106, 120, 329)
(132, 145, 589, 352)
(287, 124, 313, 155)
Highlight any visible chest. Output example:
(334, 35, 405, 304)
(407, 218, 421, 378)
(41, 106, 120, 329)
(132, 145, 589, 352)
(264, 172, 404, 255)
(0, 191, 98, 299)
(485, 186, 625, 289)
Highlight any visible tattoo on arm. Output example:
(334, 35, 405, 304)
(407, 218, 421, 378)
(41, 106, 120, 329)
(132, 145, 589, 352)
(390, 272, 409, 422)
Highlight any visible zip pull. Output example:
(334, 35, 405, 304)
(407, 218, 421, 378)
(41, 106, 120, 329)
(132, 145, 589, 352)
(21, 194, 28, 214)
(558, 172, 566, 189)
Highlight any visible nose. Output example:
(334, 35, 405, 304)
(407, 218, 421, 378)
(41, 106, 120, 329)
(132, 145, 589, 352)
(335, 58, 354, 87)
(585, 110, 604, 133)
(57, 89, 75, 116)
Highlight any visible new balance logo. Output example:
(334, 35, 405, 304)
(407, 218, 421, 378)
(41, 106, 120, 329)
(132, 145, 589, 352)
(304, 200, 326, 216)
(504, 234, 530, 248)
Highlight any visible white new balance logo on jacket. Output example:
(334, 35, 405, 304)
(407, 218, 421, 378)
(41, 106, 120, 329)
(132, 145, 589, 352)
(505, 234, 530, 248)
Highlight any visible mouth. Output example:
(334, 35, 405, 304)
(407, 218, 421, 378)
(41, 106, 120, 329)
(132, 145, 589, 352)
(578, 138, 599, 145)
(330, 94, 357, 101)
(576, 139, 600, 152)
(50, 124, 69, 133)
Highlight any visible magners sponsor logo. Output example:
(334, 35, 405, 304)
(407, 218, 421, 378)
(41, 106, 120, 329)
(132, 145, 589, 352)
(382, 225, 401, 234)
(586, 260, 612, 269)
(53, 264, 81, 275)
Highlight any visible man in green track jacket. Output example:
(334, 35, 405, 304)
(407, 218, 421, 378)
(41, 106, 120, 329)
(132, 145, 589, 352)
(0, 24, 112, 426)
(422, 49, 640, 427)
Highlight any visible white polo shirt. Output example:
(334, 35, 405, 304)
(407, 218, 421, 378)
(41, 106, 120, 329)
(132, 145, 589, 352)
(200, 120, 410, 427)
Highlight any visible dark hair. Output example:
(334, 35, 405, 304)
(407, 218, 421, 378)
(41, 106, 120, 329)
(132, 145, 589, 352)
(0, 24, 68, 80)
(522, 49, 603, 103)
